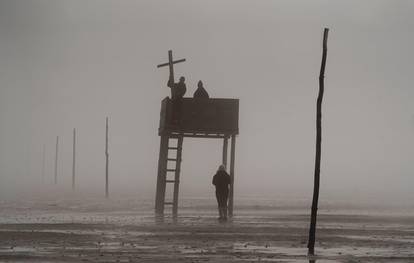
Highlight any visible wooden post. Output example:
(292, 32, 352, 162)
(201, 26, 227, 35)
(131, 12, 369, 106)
(105, 117, 109, 198)
(228, 134, 236, 217)
(72, 128, 76, 191)
(222, 137, 228, 168)
(168, 50, 174, 83)
(54, 136, 59, 185)
(42, 144, 46, 183)
(155, 135, 169, 216)
(308, 28, 329, 255)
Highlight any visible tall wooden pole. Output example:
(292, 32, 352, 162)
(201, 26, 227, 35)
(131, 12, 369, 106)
(72, 128, 76, 191)
(54, 136, 59, 185)
(41, 144, 46, 183)
(308, 28, 329, 255)
(105, 117, 109, 198)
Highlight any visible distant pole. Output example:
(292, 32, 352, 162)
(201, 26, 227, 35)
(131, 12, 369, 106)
(308, 28, 329, 255)
(54, 136, 59, 185)
(105, 117, 109, 198)
(72, 128, 76, 191)
(41, 144, 46, 183)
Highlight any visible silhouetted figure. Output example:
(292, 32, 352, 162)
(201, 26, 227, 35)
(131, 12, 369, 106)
(167, 76, 187, 100)
(193, 80, 209, 99)
(212, 164, 231, 221)
(167, 75, 186, 124)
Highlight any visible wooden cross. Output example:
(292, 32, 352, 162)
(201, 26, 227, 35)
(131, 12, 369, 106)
(157, 50, 186, 83)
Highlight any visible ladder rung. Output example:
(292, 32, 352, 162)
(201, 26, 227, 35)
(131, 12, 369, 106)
(167, 158, 177, 161)
(168, 147, 181, 150)
(166, 180, 176, 183)
(164, 202, 174, 205)
(166, 169, 176, 172)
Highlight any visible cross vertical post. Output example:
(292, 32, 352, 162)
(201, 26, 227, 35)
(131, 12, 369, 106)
(157, 50, 186, 85)
(168, 50, 174, 83)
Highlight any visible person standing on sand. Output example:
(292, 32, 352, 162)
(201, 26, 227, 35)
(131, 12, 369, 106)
(212, 165, 231, 220)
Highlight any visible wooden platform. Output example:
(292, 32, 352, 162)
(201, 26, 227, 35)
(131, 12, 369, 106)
(159, 97, 239, 137)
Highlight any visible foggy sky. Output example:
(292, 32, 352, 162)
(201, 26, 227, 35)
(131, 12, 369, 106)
(0, 0, 413, 205)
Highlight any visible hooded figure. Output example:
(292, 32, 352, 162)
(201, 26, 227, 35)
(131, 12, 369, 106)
(212, 164, 231, 220)
(193, 80, 209, 99)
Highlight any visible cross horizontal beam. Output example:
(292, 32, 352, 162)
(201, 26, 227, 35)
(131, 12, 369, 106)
(157, 58, 186, 68)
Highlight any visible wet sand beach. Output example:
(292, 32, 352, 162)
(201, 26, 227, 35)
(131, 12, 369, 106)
(0, 198, 413, 262)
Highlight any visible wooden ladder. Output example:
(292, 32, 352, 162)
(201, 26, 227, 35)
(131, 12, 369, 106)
(155, 135, 183, 218)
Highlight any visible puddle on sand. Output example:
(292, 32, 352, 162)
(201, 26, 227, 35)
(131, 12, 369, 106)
(97, 242, 157, 250)
(179, 243, 342, 262)
(250, 260, 340, 263)
(0, 246, 37, 253)
(267, 260, 341, 263)
(234, 243, 304, 256)
(232, 243, 414, 262)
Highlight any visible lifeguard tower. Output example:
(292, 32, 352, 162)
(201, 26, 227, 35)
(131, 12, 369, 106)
(155, 50, 239, 218)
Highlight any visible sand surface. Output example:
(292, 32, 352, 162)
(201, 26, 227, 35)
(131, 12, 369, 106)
(0, 198, 413, 262)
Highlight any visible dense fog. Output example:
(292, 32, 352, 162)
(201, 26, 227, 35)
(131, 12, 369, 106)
(0, 0, 413, 206)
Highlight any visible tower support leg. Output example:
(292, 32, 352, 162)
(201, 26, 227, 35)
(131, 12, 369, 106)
(155, 135, 169, 217)
(172, 136, 184, 218)
(222, 136, 228, 168)
(228, 134, 236, 217)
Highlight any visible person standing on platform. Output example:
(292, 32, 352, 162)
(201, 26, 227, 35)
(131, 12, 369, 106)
(167, 75, 186, 124)
(167, 75, 186, 100)
(212, 164, 231, 221)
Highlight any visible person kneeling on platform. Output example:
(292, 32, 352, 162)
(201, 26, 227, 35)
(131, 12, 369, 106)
(212, 164, 231, 221)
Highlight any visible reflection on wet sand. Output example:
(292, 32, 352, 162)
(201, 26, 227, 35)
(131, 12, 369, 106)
(0, 198, 413, 262)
